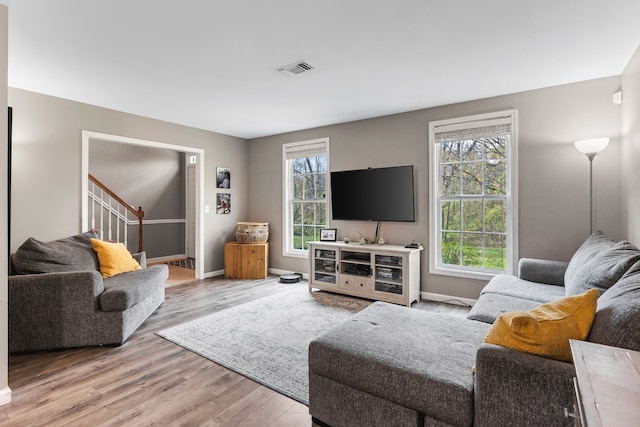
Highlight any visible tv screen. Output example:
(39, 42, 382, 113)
(330, 165, 415, 222)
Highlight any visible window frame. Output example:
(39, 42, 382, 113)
(282, 137, 330, 258)
(428, 110, 518, 280)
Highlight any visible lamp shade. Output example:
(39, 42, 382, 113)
(574, 138, 609, 156)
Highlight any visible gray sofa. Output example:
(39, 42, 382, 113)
(309, 231, 640, 426)
(8, 231, 168, 352)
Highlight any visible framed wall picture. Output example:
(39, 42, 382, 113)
(320, 228, 337, 241)
(216, 193, 231, 214)
(216, 166, 231, 189)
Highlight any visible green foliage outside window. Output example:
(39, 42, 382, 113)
(290, 154, 327, 251)
(439, 136, 509, 271)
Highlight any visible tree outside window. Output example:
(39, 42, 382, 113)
(291, 154, 327, 250)
(429, 111, 517, 278)
(283, 138, 329, 257)
(440, 136, 508, 270)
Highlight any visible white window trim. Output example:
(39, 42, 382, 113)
(282, 137, 330, 258)
(428, 110, 518, 280)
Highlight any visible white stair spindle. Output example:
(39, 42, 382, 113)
(116, 204, 120, 243)
(91, 182, 95, 229)
(99, 189, 104, 240)
(108, 195, 113, 241)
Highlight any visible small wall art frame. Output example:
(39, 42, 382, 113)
(216, 166, 231, 189)
(320, 228, 337, 241)
(216, 193, 231, 214)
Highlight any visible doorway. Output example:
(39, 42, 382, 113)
(81, 131, 205, 280)
(186, 155, 197, 259)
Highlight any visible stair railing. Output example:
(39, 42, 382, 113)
(88, 173, 145, 252)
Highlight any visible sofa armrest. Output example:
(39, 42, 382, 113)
(518, 258, 569, 286)
(474, 343, 576, 427)
(9, 270, 105, 314)
(8, 270, 108, 352)
(132, 251, 147, 268)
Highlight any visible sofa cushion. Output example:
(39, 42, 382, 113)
(11, 231, 100, 274)
(484, 288, 599, 362)
(91, 238, 142, 278)
(518, 258, 569, 286)
(565, 240, 640, 296)
(588, 261, 640, 352)
(564, 231, 616, 291)
(309, 302, 491, 427)
(480, 274, 566, 303)
(100, 264, 168, 311)
(467, 292, 542, 324)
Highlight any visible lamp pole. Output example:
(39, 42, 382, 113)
(586, 153, 596, 234)
(574, 138, 609, 236)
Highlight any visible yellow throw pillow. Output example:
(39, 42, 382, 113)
(483, 288, 599, 362)
(90, 238, 141, 278)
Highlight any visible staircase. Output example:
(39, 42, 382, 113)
(88, 173, 144, 252)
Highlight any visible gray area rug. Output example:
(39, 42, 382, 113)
(156, 283, 371, 404)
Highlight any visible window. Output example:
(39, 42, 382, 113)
(429, 110, 518, 279)
(283, 138, 330, 257)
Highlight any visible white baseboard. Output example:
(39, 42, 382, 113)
(148, 254, 187, 263)
(0, 387, 11, 406)
(204, 269, 305, 280)
(269, 268, 308, 280)
(420, 291, 476, 307)
(204, 269, 225, 279)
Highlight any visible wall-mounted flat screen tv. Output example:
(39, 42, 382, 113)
(330, 165, 415, 222)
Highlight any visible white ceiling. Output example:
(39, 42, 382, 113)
(1, 0, 639, 139)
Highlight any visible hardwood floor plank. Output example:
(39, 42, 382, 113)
(270, 402, 312, 427)
(79, 374, 201, 427)
(2, 387, 102, 426)
(127, 387, 226, 427)
(213, 386, 298, 427)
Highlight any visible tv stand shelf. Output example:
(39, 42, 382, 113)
(308, 242, 422, 307)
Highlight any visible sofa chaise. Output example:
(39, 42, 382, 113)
(309, 231, 640, 426)
(8, 231, 168, 352)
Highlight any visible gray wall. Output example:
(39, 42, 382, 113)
(621, 44, 640, 244)
(9, 88, 248, 275)
(249, 76, 623, 300)
(90, 143, 186, 219)
(89, 143, 186, 258)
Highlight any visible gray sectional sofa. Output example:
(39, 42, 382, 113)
(309, 231, 640, 427)
(8, 231, 168, 352)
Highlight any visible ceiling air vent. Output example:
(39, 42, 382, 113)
(277, 60, 314, 76)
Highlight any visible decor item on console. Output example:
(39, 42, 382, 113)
(320, 228, 337, 242)
(358, 233, 372, 245)
(309, 231, 640, 427)
(8, 230, 168, 352)
(235, 222, 269, 243)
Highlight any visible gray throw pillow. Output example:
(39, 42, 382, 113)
(12, 231, 100, 274)
(564, 231, 616, 292)
(565, 240, 640, 296)
(588, 261, 640, 352)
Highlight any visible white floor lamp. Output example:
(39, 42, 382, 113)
(574, 137, 609, 234)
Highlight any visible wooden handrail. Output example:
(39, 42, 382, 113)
(88, 173, 145, 252)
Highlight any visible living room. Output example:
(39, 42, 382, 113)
(1, 1, 640, 425)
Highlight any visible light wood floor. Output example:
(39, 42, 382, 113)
(165, 264, 196, 287)
(2, 269, 469, 426)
